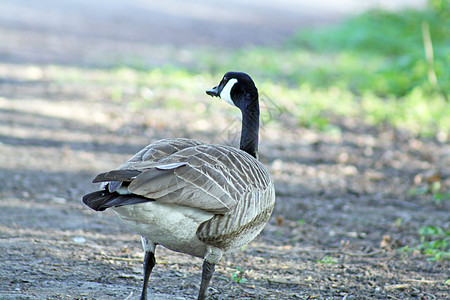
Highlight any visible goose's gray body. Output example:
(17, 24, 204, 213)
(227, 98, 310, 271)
(106, 138, 275, 260)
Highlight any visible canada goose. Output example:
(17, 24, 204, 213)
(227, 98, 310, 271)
(82, 72, 275, 300)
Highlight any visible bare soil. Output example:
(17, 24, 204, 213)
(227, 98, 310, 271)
(0, 1, 448, 299)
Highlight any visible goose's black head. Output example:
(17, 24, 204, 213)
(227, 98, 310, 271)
(206, 71, 260, 158)
(206, 72, 258, 110)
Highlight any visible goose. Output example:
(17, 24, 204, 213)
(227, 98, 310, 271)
(82, 72, 275, 300)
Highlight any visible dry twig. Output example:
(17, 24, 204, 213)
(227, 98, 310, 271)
(105, 256, 142, 262)
(296, 248, 384, 257)
(267, 278, 310, 286)
(385, 283, 411, 290)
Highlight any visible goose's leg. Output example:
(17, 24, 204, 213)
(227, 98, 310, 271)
(140, 237, 156, 300)
(140, 251, 155, 300)
(197, 247, 223, 300)
(198, 260, 215, 300)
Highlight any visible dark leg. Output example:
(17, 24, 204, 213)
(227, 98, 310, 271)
(197, 260, 215, 300)
(140, 251, 156, 300)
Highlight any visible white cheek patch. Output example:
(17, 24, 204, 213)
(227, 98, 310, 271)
(220, 78, 238, 106)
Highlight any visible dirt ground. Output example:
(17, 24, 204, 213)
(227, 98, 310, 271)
(0, 1, 448, 299)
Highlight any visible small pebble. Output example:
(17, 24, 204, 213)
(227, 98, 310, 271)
(52, 197, 67, 204)
(73, 236, 86, 243)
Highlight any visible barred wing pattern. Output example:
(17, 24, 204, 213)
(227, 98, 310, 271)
(90, 138, 275, 250)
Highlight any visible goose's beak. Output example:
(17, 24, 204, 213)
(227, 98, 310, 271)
(206, 86, 219, 97)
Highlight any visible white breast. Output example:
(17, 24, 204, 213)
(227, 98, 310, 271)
(113, 202, 214, 258)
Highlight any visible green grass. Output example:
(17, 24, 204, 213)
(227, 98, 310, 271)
(48, 5, 449, 138)
(316, 256, 339, 264)
(400, 225, 450, 261)
(409, 177, 449, 205)
(290, 9, 449, 97)
(194, 6, 449, 136)
(417, 226, 450, 261)
(167, 7, 449, 137)
(231, 267, 248, 283)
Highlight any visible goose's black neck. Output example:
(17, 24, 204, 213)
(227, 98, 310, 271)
(239, 96, 259, 159)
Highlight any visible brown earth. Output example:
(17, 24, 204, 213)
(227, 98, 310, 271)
(0, 1, 448, 299)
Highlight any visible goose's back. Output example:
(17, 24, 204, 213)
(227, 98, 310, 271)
(110, 138, 275, 251)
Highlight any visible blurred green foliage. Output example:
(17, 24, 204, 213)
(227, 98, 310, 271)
(51, 4, 449, 138)
(316, 255, 339, 264)
(189, 5, 449, 136)
(289, 8, 449, 97)
(231, 267, 248, 283)
(428, 0, 449, 16)
(417, 226, 449, 261)
(400, 225, 450, 261)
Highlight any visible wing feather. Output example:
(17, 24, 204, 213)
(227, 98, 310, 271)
(92, 170, 141, 183)
(87, 138, 273, 214)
